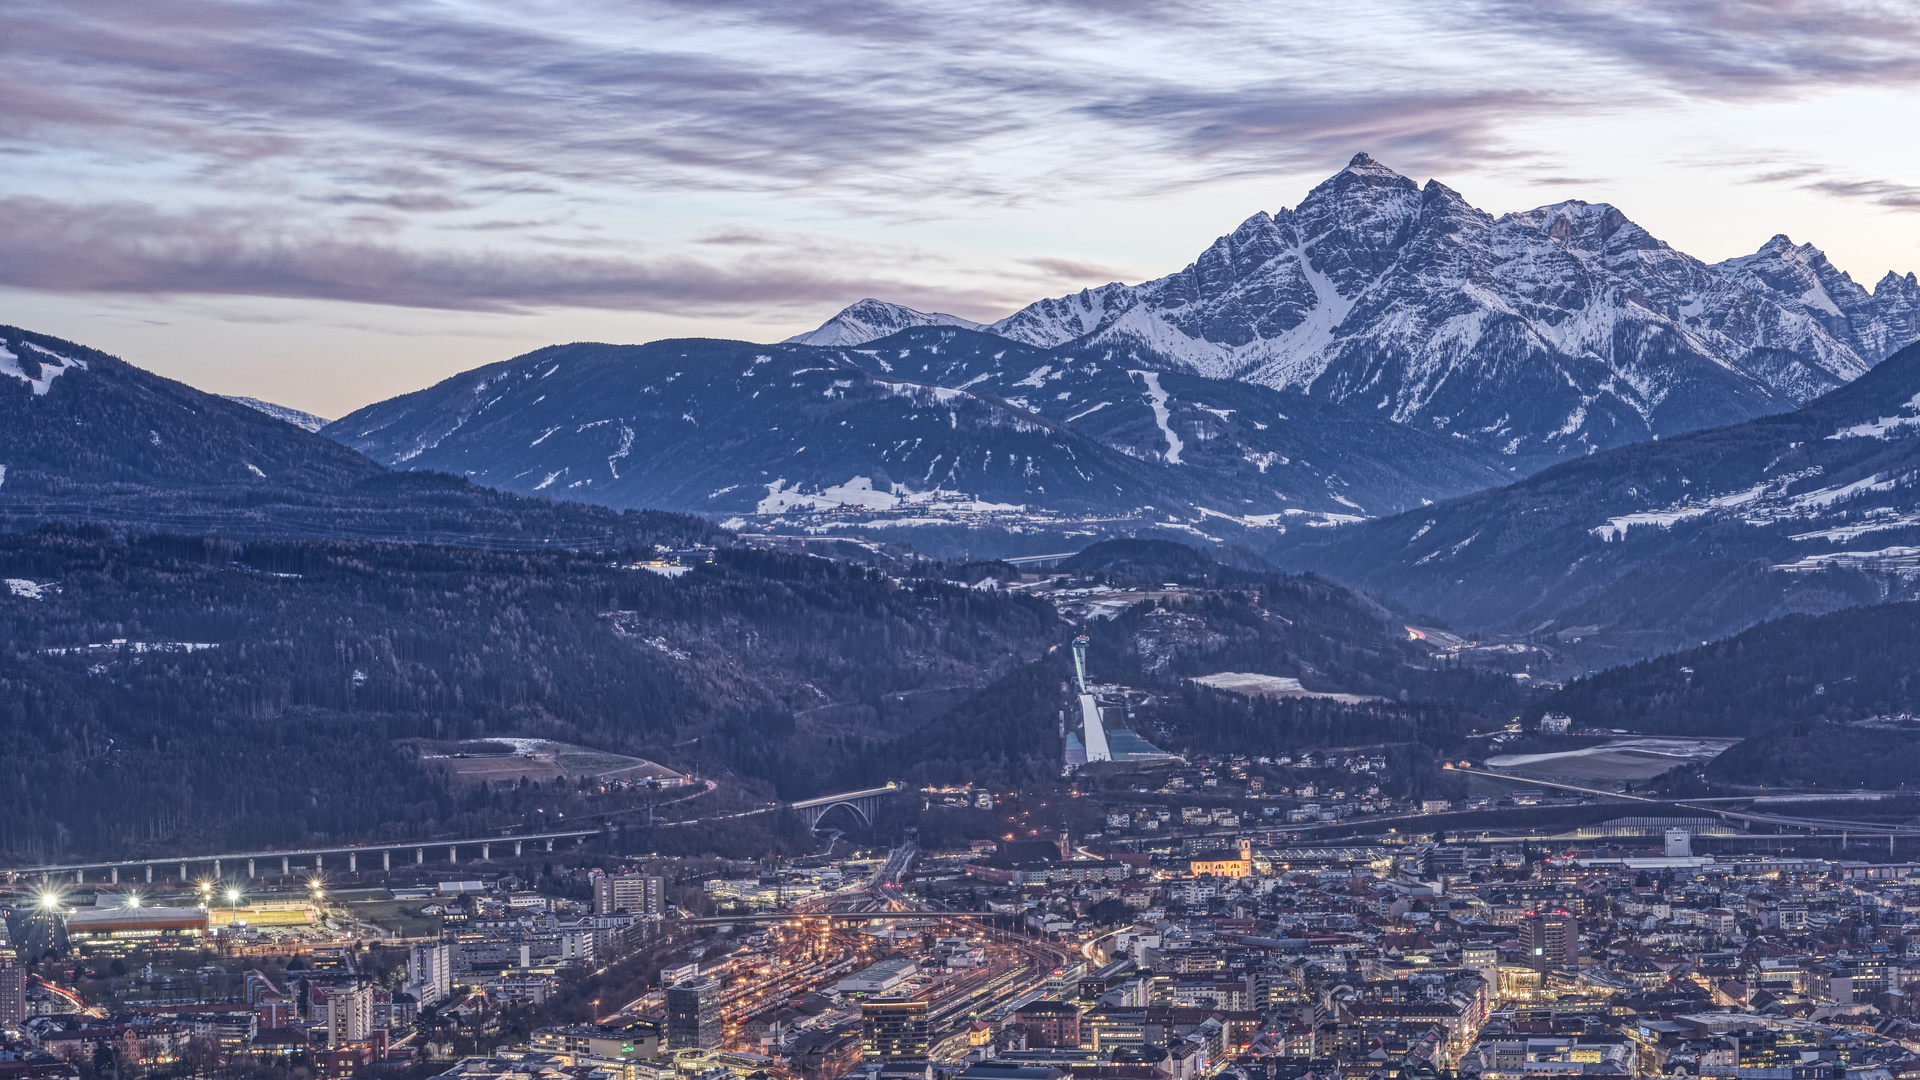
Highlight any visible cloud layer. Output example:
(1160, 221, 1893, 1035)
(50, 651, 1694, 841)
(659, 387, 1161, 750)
(4, 0, 1920, 315)
(0, 197, 1027, 316)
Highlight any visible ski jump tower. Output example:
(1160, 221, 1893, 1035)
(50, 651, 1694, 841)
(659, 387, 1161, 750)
(1070, 633, 1111, 762)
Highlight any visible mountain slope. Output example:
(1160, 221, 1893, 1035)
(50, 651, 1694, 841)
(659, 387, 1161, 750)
(0, 527, 1518, 861)
(1536, 601, 1920, 790)
(325, 328, 1511, 554)
(1269, 339, 1920, 659)
(0, 325, 722, 550)
(1540, 600, 1920, 739)
(798, 155, 1920, 473)
(0, 529, 1063, 860)
(832, 328, 1512, 518)
(225, 395, 330, 432)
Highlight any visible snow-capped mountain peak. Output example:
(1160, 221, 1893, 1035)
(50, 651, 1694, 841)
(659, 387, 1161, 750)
(784, 297, 984, 346)
(1337, 150, 1406, 179)
(785, 156, 1919, 473)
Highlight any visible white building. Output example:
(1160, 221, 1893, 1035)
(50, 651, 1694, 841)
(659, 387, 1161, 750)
(595, 874, 666, 916)
(834, 958, 918, 994)
(407, 942, 453, 1008)
(326, 984, 374, 1046)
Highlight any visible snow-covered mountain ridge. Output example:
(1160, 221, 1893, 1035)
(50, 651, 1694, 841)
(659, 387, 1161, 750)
(798, 154, 1920, 472)
(325, 328, 1510, 557)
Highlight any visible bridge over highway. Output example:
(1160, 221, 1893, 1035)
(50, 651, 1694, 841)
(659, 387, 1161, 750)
(788, 784, 904, 832)
(650, 783, 909, 833)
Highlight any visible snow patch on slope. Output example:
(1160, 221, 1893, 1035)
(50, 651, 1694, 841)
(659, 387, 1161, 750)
(1590, 484, 1769, 541)
(7, 579, 58, 600)
(758, 476, 900, 513)
(756, 476, 1024, 515)
(225, 396, 330, 432)
(0, 342, 88, 395)
(1828, 391, 1920, 440)
(1132, 371, 1184, 464)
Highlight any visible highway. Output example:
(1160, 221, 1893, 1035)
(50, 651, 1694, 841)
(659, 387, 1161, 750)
(1448, 763, 1920, 840)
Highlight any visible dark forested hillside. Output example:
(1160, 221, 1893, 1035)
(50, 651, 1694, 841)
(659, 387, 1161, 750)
(0, 525, 1554, 862)
(1076, 579, 1525, 712)
(1269, 340, 1920, 661)
(0, 527, 1061, 862)
(0, 325, 725, 550)
(1539, 600, 1920, 788)
(862, 543, 1526, 801)
(1542, 600, 1920, 733)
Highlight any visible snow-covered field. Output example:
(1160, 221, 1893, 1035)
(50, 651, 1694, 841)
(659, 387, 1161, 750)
(1487, 736, 1740, 782)
(1191, 671, 1380, 704)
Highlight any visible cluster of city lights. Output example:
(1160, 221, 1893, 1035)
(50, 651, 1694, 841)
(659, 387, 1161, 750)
(193, 878, 250, 909)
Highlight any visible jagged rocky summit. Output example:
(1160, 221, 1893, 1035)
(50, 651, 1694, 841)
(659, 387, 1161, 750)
(796, 154, 1920, 472)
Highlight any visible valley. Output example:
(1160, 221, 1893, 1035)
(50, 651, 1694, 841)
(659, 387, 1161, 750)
(18, 301, 1920, 1080)
(19, 11, 1920, 1080)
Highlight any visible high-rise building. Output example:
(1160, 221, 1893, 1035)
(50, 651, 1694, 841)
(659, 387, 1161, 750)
(326, 984, 374, 1046)
(862, 997, 930, 1060)
(406, 942, 453, 1007)
(0, 962, 25, 1027)
(594, 874, 667, 917)
(1520, 912, 1580, 973)
(666, 978, 723, 1050)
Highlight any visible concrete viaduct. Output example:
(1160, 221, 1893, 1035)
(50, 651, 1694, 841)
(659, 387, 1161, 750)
(3, 784, 911, 885)
(1, 828, 603, 886)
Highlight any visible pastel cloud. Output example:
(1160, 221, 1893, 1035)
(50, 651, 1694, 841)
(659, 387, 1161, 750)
(3, 0, 1919, 316)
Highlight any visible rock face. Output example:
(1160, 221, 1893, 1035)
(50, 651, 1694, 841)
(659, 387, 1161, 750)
(799, 154, 1920, 473)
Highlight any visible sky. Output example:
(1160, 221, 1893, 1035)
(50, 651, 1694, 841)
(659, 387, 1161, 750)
(5, 0, 1920, 419)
